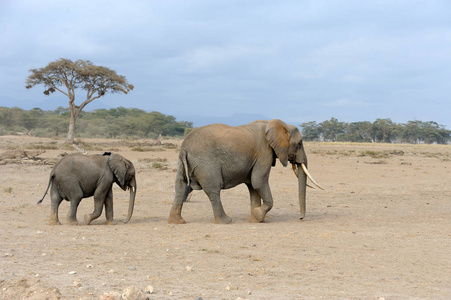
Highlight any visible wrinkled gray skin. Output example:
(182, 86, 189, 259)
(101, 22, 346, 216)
(38, 152, 137, 225)
(168, 119, 308, 224)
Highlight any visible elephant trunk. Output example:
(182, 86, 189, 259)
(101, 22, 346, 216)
(297, 164, 307, 219)
(124, 177, 136, 223)
(292, 162, 324, 219)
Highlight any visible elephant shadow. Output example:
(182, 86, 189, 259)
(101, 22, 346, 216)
(87, 216, 160, 225)
(253, 209, 330, 223)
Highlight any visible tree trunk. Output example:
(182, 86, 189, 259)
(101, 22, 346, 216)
(66, 94, 79, 144)
(66, 118, 75, 144)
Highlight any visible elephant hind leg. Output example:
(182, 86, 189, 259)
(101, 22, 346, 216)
(67, 198, 82, 225)
(63, 187, 84, 225)
(168, 206, 186, 224)
(168, 177, 189, 224)
(49, 187, 63, 225)
(204, 188, 232, 224)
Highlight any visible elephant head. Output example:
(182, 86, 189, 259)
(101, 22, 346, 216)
(108, 154, 137, 223)
(265, 119, 323, 219)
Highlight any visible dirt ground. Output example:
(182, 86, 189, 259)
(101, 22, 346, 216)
(0, 135, 450, 300)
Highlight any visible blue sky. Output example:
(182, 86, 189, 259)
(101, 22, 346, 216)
(1, 0, 450, 128)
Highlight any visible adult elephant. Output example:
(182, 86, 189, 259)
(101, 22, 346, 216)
(38, 152, 137, 225)
(168, 119, 322, 224)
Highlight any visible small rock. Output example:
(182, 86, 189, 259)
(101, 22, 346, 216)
(68, 271, 77, 275)
(144, 285, 154, 294)
(73, 280, 81, 287)
(122, 286, 144, 300)
(99, 292, 121, 300)
(186, 266, 192, 272)
(128, 266, 136, 271)
(86, 264, 93, 268)
(108, 269, 115, 273)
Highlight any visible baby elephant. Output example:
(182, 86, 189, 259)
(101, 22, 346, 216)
(38, 152, 137, 225)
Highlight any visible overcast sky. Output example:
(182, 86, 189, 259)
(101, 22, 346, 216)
(1, 0, 450, 128)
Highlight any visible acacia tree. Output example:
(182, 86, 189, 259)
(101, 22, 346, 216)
(26, 58, 134, 143)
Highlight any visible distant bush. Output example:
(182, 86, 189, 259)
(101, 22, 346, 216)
(0, 106, 193, 139)
(300, 118, 451, 144)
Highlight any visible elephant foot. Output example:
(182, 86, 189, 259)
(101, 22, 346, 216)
(67, 220, 79, 226)
(248, 215, 260, 223)
(104, 219, 117, 225)
(214, 215, 232, 224)
(168, 208, 186, 224)
(84, 214, 94, 225)
(49, 219, 62, 225)
(252, 207, 267, 223)
(168, 216, 186, 224)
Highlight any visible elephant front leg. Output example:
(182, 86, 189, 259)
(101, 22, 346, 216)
(103, 188, 116, 225)
(247, 184, 262, 223)
(84, 193, 105, 225)
(252, 184, 274, 223)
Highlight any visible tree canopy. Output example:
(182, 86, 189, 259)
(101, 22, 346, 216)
(25, 59, 134, 143)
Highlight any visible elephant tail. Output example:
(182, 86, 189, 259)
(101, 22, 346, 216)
(180, 149, 190, 186)
(37, 173, 54, 205)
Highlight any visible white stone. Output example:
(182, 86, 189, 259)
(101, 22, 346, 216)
(145, 285, 154, 294)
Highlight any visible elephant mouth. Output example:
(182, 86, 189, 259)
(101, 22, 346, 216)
(291, 163, 324, 190)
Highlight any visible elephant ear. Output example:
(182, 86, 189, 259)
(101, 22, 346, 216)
(108, 154, 128, 187)
(265, 119, 290, 167)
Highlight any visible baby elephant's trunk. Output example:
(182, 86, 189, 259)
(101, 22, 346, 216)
(124, 177, 137, 223)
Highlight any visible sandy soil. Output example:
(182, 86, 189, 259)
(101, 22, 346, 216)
(0, 135, 450, 299)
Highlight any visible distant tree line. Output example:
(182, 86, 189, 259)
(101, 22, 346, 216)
(1, 108, 449, 144)
(300, 118, 451, 144)
(0, 107, 193, 139)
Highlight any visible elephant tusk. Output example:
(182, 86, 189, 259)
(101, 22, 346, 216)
(301, 163, 324, 190)
(292, 163, 298, 177)
(291, 164, 315, 189)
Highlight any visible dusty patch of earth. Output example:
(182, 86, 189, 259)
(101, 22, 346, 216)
(0, 135, 450, 299)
